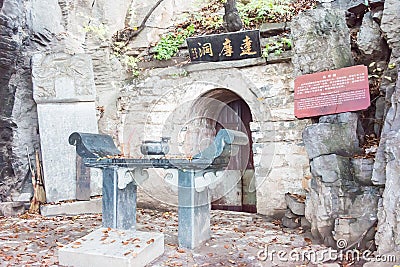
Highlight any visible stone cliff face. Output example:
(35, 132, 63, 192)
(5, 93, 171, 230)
(372, 0, 400, 253)
(294, 0, 400, 253)
(0, 0, 39, 201)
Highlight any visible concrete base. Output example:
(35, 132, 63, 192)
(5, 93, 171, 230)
(40, 198, 102, 216)
(59, 228, 164, 267)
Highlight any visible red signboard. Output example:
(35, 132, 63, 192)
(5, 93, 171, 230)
(294, 65, 370, 118)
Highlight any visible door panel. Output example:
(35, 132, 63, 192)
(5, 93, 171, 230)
(211, 99, 256, 213)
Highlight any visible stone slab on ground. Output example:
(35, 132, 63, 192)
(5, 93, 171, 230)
(59, 228, 164, 267)
(40, 198, 102, 216)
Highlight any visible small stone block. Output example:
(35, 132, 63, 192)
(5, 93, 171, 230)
(40, 198, 102, 217)
(284, 209, 298, 219)
(59, 228, 164, 267)
(282, 216, 301, 229)
(285, 193, 305, 216)
(0, 202, 25, 217)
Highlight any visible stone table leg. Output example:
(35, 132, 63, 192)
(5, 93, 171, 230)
(178, 170, 210, 249)
(102, 168, 137, 230)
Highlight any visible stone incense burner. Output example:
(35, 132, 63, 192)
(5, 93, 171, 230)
(140, 137, 171, 155)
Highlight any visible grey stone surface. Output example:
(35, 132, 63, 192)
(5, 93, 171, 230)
(373, 71, 400, 185)
(351, 158, 374, 186)
(32, 53, 96, 103)
(311, 154, 352, 183)
(357, 12, 389, 64)
(333, 217, 376, 248)
(303, 114, 360, 159)
(285, 193, 305, 216)
(291, 8, 354, 76)
(0, 201, 25, 217)
(36, 102, 99, 202)
(375, 96, 386, 136)
(381, 0, 400, 59)
(40, 198, 102, 216)
(0, 0, 40, 202)
(102, 169, 137, 230)
(59, 228, 164, 267)
(27, 0, 64, 38)
(284, 209, 298, 219)
(259, 22, 288, 36)
(301, 217, 311, 229)
(375, 132, 400, 253)
(337, 0, 368, 14)
(282, 216, 301, 229)
(178, 170, 210, 249)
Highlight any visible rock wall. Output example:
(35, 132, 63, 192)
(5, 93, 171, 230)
(292, 4, 379, 248)
(294, 0, 400, 252)
(0, 0, 39, 202)
(372, 0, 400, 253)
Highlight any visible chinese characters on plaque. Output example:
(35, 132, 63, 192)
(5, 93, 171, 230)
(187, 30, 261, 62)
(294, 65, 370, 118)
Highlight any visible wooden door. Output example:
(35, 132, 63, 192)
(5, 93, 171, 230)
(211, 99, 256, 213)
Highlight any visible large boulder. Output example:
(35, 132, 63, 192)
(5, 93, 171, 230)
(351, 158, 374, 186)
(357, 12, 390, 64)
(302, 113, 361, 159)
(380, 0, 400, 59)
(311, 154, 353, 183)
(305, 177, 341, 247)
(291, 8, 354, 76)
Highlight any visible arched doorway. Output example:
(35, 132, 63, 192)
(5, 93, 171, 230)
(190, 89, 256, 213)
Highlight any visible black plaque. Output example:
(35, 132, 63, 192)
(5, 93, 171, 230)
(187, 30, 261, 62)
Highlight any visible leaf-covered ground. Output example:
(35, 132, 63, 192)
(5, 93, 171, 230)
(0, 208, 364, 267)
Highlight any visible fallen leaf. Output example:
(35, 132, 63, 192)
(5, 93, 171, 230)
(122, 241, 130, 245)
(124, 251, 131, 256)
(304, 237, 312, 245)
(224, 244, 230, 249)
(177, 248, 185, 253)
(146, 238, 154, 244)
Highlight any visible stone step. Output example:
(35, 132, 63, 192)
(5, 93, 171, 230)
(59, 228, 164, 267)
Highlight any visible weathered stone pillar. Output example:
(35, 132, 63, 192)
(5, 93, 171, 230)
(32, 53, 99, 202)
(178, 170, 210, 249)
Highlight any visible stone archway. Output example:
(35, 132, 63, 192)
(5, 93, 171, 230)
(187, 89, 256, 213)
